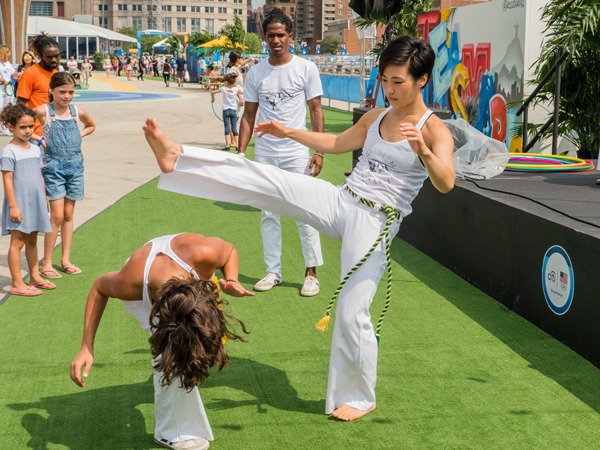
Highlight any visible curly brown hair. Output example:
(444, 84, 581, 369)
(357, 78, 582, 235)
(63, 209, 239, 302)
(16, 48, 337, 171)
(223, 73, 237, 85)
(149, 277, 250, 392)
(0, 103, 36, 128)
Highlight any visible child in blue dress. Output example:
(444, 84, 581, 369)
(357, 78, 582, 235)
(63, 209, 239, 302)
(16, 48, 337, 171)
(1, 103, 54, 296)
(33, 72, 95, 278)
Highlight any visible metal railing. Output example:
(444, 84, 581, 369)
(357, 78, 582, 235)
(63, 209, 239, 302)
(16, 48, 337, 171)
(517, 49, 570, 154)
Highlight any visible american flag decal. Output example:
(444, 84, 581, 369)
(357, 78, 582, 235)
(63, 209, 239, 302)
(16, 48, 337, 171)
(560, 271, 568, 284)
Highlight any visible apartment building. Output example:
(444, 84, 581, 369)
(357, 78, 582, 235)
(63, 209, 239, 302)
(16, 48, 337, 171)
(28, 0, 94, 19)
(295, 0, 352, 52)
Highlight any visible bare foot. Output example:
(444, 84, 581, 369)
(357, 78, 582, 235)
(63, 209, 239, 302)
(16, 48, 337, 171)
(330, 403, 376, 421)
(142, 118, 183, 173)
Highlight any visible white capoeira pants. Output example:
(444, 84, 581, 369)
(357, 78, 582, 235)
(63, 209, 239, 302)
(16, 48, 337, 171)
(254, 153, 323, 276)
(159, 147, 402, 413)
(121, 299, 214, 442)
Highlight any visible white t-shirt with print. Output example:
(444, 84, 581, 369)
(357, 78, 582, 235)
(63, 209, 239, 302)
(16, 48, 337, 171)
(243, 55, 323, 157)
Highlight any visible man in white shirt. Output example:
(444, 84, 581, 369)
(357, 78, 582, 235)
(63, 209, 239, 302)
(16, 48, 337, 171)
(238, 8, 324, 297)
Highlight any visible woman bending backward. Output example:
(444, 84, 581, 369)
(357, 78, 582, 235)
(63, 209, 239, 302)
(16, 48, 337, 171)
(144, 36, 455, 422)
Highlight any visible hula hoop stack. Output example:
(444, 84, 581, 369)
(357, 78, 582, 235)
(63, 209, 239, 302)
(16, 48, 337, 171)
(506, 154, 596, 172)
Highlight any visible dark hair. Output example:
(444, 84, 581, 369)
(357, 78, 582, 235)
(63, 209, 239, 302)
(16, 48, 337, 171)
(149, 277, 250, 391)
(378, 36, 435, 86)
(48, 72, 75, 102)
(227, 50, 242, 68)
(0, 103, 36, 127)
(262, 8, 293, 35)
(29, 32, 59, 58)
(224, 73, 237, 84)
(22, 51, 34, 66)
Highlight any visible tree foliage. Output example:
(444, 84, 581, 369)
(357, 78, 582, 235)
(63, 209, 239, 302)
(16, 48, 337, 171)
(245, 33, 263, 54)
(219, 13, 245, 48)
(117, 27, 139, 38)
(528, 0, 600, 153)
(189, 31, 214, 46)
(141, 35, 165, 54)
(165, 35, 184, 54)
(321, 35, 341, 54)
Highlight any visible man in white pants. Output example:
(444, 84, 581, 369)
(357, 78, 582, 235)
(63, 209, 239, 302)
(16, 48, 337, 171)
(70, 233, 253, 449)
(238, 8, 325, 296)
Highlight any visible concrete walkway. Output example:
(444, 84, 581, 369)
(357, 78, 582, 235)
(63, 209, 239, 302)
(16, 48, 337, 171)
(0, 74, 227, 295)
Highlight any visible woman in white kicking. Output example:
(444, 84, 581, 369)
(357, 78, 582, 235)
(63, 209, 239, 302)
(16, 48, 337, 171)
(143, 36, 455, 421)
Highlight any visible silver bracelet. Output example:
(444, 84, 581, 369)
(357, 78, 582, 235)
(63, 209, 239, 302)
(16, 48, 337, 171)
(314, 152, 324, 158)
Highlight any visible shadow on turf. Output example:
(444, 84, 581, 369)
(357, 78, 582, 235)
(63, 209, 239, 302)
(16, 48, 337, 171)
(393, 244, 600, 415)
(203, 357, 324, 416)
(8, 378, 155, 449)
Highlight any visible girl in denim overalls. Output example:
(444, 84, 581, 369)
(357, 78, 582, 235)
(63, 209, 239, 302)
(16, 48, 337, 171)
(33, 73, 95, 279)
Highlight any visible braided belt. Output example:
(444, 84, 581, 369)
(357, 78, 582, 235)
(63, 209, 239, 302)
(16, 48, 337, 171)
(315, 185, 400, 344)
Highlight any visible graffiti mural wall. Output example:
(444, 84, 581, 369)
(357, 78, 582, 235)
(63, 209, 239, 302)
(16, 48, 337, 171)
(418, 0, 526, 152)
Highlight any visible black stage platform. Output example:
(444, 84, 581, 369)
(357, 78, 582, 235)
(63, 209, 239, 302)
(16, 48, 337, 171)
(398, 167, 600, 367)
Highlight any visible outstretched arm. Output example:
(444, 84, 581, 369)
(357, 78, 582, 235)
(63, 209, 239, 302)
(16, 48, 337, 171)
(78, 107, 96, 138)
(254, 108, 380, 155)
(70, 271, 131, 388)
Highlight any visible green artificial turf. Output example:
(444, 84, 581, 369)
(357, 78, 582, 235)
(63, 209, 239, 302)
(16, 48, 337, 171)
(2, 107, 600, 449)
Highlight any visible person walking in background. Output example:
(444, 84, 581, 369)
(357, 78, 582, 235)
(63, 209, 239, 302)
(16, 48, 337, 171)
(34, 73, 96, 278)
(153, 55, 160, 77)
(66, 56, 78, 74)
(126, 57, 133, 81)
(0, 103, 54, 296)
(13, 51, 35, 95)
(103, 55, 111, 78)
(137, 56, 145, 81)
(238, 8, 325, 297)
(0, 45, 15, 136)
(162, 57, 172, 87)
(81, 57, 92, 89)
(175, 52, 186, 88)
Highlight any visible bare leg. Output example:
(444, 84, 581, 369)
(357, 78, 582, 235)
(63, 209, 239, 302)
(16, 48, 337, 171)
(41, 199, 64, 277)
(331, 404, 376, 421)
(143, 118, 183, 174)
(225, 134, 231, 148)
(60, 199, 76, 269)
(24, 232, 45, 285)
(8, 231, 27, 291)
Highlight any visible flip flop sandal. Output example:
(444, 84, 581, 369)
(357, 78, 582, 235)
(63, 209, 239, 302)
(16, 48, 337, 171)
(31, 280, 56, 290)
(60, 265, 82, 275)
(40, 267, 62, 279)
(10, 287, 43, 297)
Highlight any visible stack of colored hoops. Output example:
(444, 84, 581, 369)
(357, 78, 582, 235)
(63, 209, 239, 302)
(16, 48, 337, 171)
(506, 153, 596, 172)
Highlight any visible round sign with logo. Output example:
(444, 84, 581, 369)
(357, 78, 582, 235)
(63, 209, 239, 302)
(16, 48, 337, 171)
(542, 245, 574, 315)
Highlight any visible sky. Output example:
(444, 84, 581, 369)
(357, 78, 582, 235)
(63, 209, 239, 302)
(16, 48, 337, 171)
(252, 0, 265, 9)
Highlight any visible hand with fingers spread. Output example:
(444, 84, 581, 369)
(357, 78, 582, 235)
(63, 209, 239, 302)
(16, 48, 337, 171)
(70, 347, 94, 388)
(254, 120, 290, 139)
(400, 122, 431, 157)
(219, 279, 255, 297)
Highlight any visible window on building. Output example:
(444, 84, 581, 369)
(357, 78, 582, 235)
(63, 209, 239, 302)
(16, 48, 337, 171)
(99, 17, 108, 28)
(162, 5, 171, 11)
(218, 7, 227, 14)
(163, 17, 172, 31)
(147, 4, 157, 11)
(177, 17, 186, 32)
(133, 17, 142, 29)
(290, 7, 294, 12)
(176, 5, 186, 12)
(191, 18, 201, 32)
(205, 7, 214, 13)
(57, 2, 65, 16)
(147, 17, 157, 28)
(118, 4, 128, 11)
(205, 18, 214, 35)
(132, 4, 142, 11)
(30, 1, 53, 15)
(96, 4, 108, 12)
(191, 6, 201, 12)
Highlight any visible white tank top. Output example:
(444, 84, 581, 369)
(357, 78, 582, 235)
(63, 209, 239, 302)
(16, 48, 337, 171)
(142, 234, 208, 308)
(221, 85, 240, 111)
(346, 107, 433, 218)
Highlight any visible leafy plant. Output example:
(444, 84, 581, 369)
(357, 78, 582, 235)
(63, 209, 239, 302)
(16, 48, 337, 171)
(245, 33, 263, 54)
(165, 35, 184, 55)
(93, 52, 104, 69)
(116, 27, 139, 38)
(219, 13, 246, 49)
(321, 35, 341, 54)
(528, 0, 600, 155)
(189, 31, 214, 46)
(354, 0, 431, 58)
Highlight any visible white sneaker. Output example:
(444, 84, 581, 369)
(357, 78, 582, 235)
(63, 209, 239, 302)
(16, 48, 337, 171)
(254, 272, 281, 291)
(301, 275, 320, 297)
(154, 435, 209, 450)
(237, 152, 246, 157)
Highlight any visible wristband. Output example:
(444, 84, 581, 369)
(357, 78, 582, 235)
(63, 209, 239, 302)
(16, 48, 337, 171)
(314, 152, 324, 158)
(37, 137, 44, 146)
(226, 278, 238, 283)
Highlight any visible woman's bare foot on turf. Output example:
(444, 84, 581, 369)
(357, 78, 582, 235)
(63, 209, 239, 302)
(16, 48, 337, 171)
(331, 404, 376, 421)
(143, 118, 182, 173)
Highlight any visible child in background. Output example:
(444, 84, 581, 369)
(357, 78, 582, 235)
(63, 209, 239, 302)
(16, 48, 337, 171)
(0, 103, 54, 296)
(162, 57, 171, 87)
(33, 73, 95, 279)
(211, 73, 244, 152)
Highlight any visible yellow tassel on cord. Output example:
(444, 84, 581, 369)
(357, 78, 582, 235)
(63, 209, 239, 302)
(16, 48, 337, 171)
(315, 314, 330, 331)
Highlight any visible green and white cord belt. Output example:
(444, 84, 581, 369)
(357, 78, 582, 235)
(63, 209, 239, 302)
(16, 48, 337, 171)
(315, 185, 401, 344)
